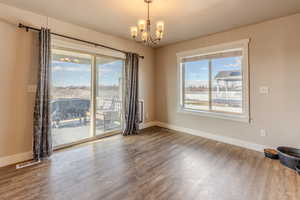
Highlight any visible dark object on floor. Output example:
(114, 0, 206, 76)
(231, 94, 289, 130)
(296, 165, 300, 175)
(264, 149, 279, 159)
(277, 146, 300, 173)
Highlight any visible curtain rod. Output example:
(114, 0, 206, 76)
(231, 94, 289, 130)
(18, 23, 144, 59)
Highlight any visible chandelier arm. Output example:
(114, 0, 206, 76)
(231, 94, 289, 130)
(149, 33, 161, 43)
(149, 35, 156, 43)
(154, 37, 161, 42)
(132, 37, 144, 44)
(137, 40, 145, 44)
(149, 35, 158, 45)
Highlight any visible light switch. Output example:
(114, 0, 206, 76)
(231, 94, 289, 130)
(260, 129, 267, 137)
(259, 86, 269, 94)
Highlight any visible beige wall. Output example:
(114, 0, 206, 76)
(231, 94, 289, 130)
(154, 13, 300, 148)
(0, 3, 155, 158)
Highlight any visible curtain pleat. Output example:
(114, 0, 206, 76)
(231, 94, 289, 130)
(33, 28, 52, 160)
(123, 53, 139, 136)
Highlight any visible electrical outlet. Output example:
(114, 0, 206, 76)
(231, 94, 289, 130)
(260, 129, 267, 137)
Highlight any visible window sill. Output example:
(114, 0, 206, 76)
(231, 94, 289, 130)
(177, 107, 250, 123)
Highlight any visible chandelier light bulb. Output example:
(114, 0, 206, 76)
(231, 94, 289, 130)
(138, 20, 146, 32)
(156, 21, 164, 32)
(156, 30, 163, 40)
(142, 32, 148, 42)
(131, 26, 138, 38)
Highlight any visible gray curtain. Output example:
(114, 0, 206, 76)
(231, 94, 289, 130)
(123, 53, 139, 136)
(33, 28, 52, 160)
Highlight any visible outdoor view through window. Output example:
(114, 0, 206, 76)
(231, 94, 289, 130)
(50, 49, 124, 147)
(182, 50, 243, 115)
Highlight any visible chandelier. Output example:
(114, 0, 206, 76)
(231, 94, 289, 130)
(130, 0, 164, 46)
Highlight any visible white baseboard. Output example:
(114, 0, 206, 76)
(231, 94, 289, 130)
(156, 121, 269, 152)
(139, 121, 158, 129)
(0, 151, 32, 168)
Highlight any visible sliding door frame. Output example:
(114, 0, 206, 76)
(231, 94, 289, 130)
(51, 46, 125, 151)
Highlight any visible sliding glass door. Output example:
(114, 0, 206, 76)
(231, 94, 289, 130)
(95, 57, 123, 135)
(50, 49, 124, 148)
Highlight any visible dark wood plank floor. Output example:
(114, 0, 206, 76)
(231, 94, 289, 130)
(0, 127, 299, 200)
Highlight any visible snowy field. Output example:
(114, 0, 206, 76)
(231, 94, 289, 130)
(184, 91, 243, 113)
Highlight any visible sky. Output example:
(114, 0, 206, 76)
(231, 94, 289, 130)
(51, 60, 123, 87)
(185, 56, 242, 87)
(51, 56, 241, 87)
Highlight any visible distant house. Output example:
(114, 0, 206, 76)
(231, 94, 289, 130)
(214, 70, 241, 81)
(214, 70, 242, 91)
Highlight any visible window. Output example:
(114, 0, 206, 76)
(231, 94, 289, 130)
(177, 39, 249, 122)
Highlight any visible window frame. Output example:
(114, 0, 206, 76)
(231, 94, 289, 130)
(177, 39, 250, 123)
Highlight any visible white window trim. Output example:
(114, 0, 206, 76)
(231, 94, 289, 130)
(176, 39, 250, 123)
(52, 37, 126, 59)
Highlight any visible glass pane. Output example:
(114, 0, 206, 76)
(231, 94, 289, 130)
(96, 57, 123, 135)
(211, 56, 243, 113)
(183, 60, 209, 111)
(50, 49, 92, 147)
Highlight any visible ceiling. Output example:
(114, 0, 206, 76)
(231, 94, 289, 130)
(1, 0, 300, 46)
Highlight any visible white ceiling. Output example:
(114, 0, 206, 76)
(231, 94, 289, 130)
(1, 0, 300, 46)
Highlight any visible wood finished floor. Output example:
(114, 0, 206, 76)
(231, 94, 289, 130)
(0, 127, 299, 200)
